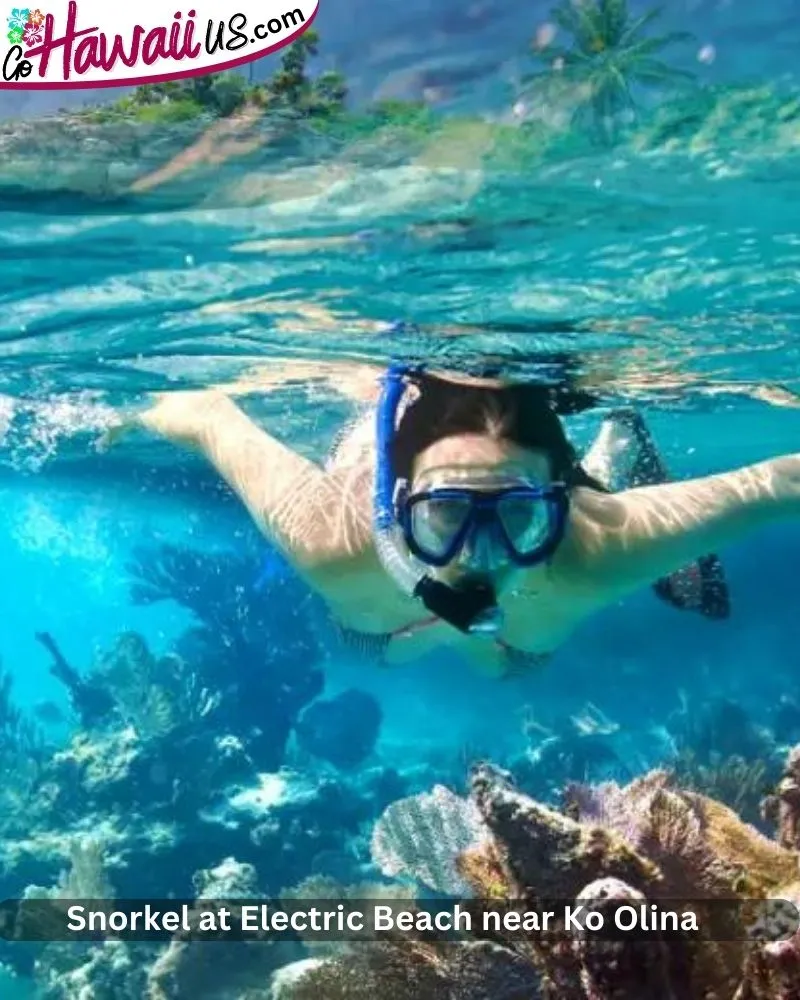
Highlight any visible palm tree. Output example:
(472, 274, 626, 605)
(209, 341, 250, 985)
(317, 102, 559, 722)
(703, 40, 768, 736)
(270, 28, 320, 109)
(525, 0, 695, 143)
(311, 69, 348, 112)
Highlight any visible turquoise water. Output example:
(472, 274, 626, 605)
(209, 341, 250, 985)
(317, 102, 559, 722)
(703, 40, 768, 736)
(2, 22, 800, 996)
(3, 121, 800, 727)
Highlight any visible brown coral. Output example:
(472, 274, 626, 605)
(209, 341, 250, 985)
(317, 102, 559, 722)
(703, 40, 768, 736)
(762, 745, 800, 852)
(672, 750, 769, 825)
(566, 769, 798, 900)
(279, 938, 541, 1000)
(470, 764, 661, 904)
(275, 748, 800, 1000)
(691, 792, 798, 896)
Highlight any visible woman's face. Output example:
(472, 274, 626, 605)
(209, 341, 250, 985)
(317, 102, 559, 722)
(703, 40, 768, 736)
(408, 434, 553, 590)
(412, 433, 552, 483)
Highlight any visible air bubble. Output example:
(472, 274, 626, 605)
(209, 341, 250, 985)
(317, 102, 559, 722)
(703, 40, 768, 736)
(534, 22, 556, 49)
(698, 44, 716, 64)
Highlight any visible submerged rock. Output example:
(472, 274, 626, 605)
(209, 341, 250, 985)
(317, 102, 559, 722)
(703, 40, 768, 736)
(296, 690, 383, 770)
(146, 857, 294, 1000)
(193, 856, 260, 900)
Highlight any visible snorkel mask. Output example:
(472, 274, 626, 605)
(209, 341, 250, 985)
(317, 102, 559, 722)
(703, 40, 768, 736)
(398, 472, 568, 569)
(372, 364, 570, 635)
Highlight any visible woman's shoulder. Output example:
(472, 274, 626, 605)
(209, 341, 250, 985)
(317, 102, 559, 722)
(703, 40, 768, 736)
(546, 487, 630, 598)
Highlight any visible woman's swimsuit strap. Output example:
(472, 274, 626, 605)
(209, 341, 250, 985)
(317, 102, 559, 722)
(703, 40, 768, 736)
(334, 621, 550, 672)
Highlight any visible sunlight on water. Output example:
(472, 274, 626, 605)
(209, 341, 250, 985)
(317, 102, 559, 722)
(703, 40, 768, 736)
(0, 80, 799, 443)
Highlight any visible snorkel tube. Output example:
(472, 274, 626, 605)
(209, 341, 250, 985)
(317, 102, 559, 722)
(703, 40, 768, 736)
(373, 363, 503, 635)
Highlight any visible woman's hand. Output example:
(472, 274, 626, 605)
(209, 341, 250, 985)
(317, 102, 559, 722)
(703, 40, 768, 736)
(98, 389, 230, 451)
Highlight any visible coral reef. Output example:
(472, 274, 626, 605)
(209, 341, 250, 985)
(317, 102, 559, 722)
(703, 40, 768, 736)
(278, 873, 415, 959)
(0, 666, 46, 822)
(146, 858, 294, 1000)
(127, 542, 327, 768)
(93, 632, 221, 739)
(762, 746, 800, 851)
(513, 694, 788, 828)
(278, 939, 542, 1000)
(25, 838, 155, 1000)
(10, 540, 800, 1000)
(35, 632, 113, 729)
(34, 940, 152, 1000)
(673, 750, 770, 827)
(277, 746, 800, 1000)
(668, 696, 781, 827)
(0, 543, 404, 917)
(28, 853, 288, 1000)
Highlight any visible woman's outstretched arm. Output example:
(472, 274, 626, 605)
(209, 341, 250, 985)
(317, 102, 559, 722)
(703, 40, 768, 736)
(571, 454, 800, 600)
(114, 390, 371, 581)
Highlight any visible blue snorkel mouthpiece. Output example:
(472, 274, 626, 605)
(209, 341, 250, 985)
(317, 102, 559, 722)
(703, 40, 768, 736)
(372, 362, 503, 636)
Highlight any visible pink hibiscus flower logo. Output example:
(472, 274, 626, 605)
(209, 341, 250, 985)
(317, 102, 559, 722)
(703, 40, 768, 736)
(23, 19, 41, 44)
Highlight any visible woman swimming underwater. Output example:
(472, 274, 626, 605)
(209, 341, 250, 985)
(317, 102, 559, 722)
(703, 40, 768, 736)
(109, 364, 800, 677)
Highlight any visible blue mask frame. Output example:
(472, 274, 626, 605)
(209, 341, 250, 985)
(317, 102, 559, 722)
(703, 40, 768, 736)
(397, 483, 569, 568)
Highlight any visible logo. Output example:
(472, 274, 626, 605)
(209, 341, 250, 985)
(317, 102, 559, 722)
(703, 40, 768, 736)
(1, 0, 318, 88)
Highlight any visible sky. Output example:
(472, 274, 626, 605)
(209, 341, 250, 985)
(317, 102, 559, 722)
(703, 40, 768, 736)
(0, 0, 797, 120)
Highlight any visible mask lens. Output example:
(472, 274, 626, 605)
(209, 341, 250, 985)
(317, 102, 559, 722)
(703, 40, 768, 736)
(410, 495, 472, 561)
(497, 493, 550, 557)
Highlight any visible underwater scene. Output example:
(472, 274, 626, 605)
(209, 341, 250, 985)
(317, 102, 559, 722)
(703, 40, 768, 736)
(3, 0, 800, 996)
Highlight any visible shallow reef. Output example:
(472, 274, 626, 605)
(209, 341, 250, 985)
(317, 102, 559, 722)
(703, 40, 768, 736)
(4, 541, 800, 998)
(5, 699, 800, 997)
(126, 542, 330, 769)
(0, 543, 399, 923)
(279, 746, 800, 1000)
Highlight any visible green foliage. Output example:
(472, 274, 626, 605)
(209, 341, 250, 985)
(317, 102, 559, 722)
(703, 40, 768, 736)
(73, 27, 452, 141)
(107, 26, 347, 124)
(268, 25, 320, 107)
(130, 99, 205, 124)
(525, 0, 695, 144)
(127, 71, 248, 118)
(369, 98, 434, 128)
(311, 70, 349, 112)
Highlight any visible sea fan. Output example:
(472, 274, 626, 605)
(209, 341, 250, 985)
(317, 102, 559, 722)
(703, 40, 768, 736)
(371, 785, 490, 896)
(564, 779, 645, 848)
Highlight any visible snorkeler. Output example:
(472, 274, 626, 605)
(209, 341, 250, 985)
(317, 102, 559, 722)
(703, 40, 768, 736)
(107, 363, 798, 677)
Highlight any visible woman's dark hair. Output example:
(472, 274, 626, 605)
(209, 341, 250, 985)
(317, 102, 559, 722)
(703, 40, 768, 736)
(391, 370, 607, 491)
